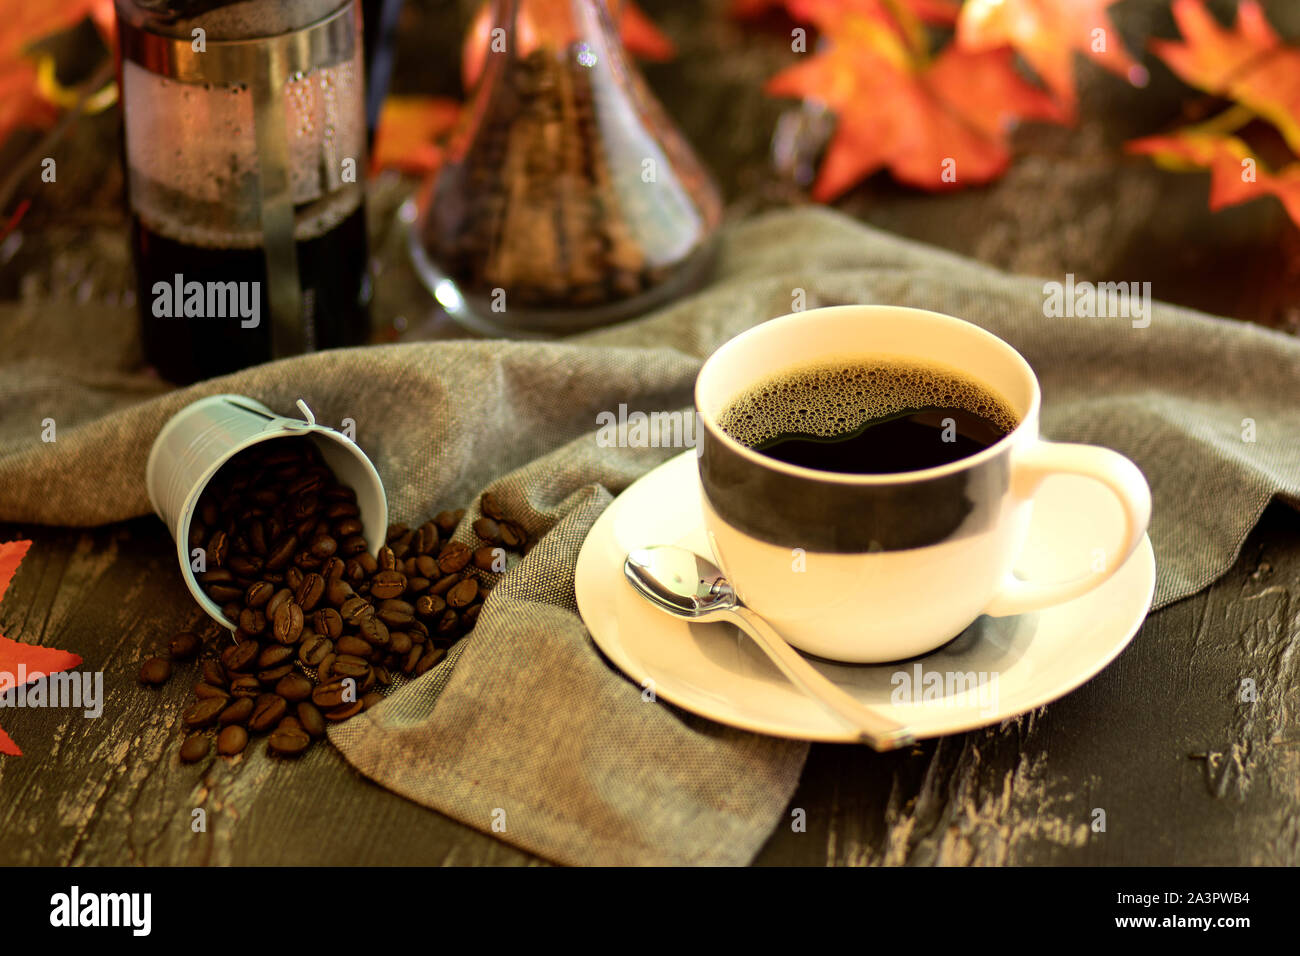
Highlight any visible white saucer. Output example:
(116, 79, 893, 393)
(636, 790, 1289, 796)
(575, 451, 1156, 742)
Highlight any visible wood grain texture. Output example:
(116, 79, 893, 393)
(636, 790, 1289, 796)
(2, 505, 1299, 866)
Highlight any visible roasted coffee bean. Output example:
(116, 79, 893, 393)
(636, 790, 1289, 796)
(194, 682, 230, 700)
(386, 523, 409, 542)
(430, 573, 461, 597)
(188, 521, 208, 550)
(257, 644, 294, 669)
(378, 546, 397, 571)
(168, 631, 202, 661)
(322, 556, 345, 581)
(218, 697, 254, 725)
(275, 672, 314, 703)
(199, 568, 235, 584)
(473, 545, 504, 571)
(230, 675, 263, 698)
(401, 645, 422, 675)
(410, 554, 435, 579)
(245, 581, 274, 608)
(340, 595, 373, 625)
(317, 652, 337, 683)
(312, 678, 352, 709)
(207, 583, 245, 603)
(472, 517, 501, 543)
(313, 607, 343, 639)
(462, 604, 482, 629)
(249, 519, 268, 555)
(436, 541, 472, 574)
(332, 655, 371, 680)
(406, 576, 431, 594)
(257, 663, 294, 683)
(238, 607, 267, 636)
(377, 599, 415, 627)
(220, 602, 242, 623)
(415, 645, 446, 676)
(416, 593, 447, 618)
(436, 609, 459, 637)
(356, 552, 379, 575)
(266, 587, 294, 620)
(333, 517, 363, 537)
(288, 472, 323, 496)
(326, 577, 355, 606)
(201, 660, 228, 687)
(389, 530, 413, 559)
(180, 734, 210, 763)
(217, 724, 249, 755)
(373, 665, 393, 687)
(297, 702, 326, 739)
(227, 553, 263, 577)
(297, 635, 333, 667)
(358, 615, 390, 648)
(340, 535, 368, 556)
(370, 570, 406, 600)
(139, 656, 172, 685)
(325, 700, 363, 721)
(249, 694, 288, 732)
(388, 631, 412, 656)
(208, 530, 230, 567)
(268, 726, 311, 756)
(309, 534, 337, 559)
(265, 534, 298, 570)
(182, 696, 226, 728)
(221, 639, 259, 674)
(285, 565, 305, 591)
(480, 492, 506, 521)
(409, 521, 437, 554)
(447, 578, 479, 609)
(325, 500, 359, 520)
(336, 635, 372, 658)
(272, 601, 304, 645)
(277, 716, 303, 734)
(361, 691, 384, 711)
(295, 572, 325, 611)
(499, 521, 527, 549)
(436, 508, 464, 534)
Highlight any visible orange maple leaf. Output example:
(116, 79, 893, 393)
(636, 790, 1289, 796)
(1149, 0, 1300, 155)
(1127, 0, 1300, 229)
(1127, 132, 1300, 227)
(0, 540, 84, 756)
(0, 0, 115, 148)
(956, 0, 1146, 119)
(371, 96, 463, 176)
(461, 0, 676, 92)
(766, 4, 1063, 199)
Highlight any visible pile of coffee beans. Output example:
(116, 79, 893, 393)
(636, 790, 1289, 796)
(137, 436, 530, 762)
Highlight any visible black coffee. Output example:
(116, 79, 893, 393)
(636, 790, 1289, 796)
(716, 359, 1018, 474)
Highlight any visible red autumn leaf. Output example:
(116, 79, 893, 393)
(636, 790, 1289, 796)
(1148, 0, 1300, 155)
(1127, 132, 1300, 227)
(461, 0, 675, 92)
(0, 540, 84, 756)
(371, 96, 462, 176)
(956, 0, 1146, 118)
(0, 0, 115, 148)
(766, 6, 1063, 199)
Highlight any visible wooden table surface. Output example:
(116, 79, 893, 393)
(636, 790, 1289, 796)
(2, 0, 1298, 866)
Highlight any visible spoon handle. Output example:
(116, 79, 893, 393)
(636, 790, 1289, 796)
(726, 605, 916, 751)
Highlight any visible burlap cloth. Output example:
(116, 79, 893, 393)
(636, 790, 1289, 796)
(2, 207, 1299, 864)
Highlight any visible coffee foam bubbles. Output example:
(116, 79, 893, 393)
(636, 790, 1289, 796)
(716, 358, 1020, 449)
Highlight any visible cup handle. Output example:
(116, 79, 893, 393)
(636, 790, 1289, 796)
(982, 441, 1151, 617)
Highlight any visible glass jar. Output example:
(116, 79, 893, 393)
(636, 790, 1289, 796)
(410, 0, 722, 336)
(116, 0, 372, 383)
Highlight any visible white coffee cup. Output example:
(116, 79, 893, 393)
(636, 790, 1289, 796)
(694, 305, 1151, 663)
(145, 394, 387, 629)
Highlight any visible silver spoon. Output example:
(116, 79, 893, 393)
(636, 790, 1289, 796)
(624, 545, 916, 751)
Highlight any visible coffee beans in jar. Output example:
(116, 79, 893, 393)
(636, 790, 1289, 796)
(143, 436, 532, 764)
